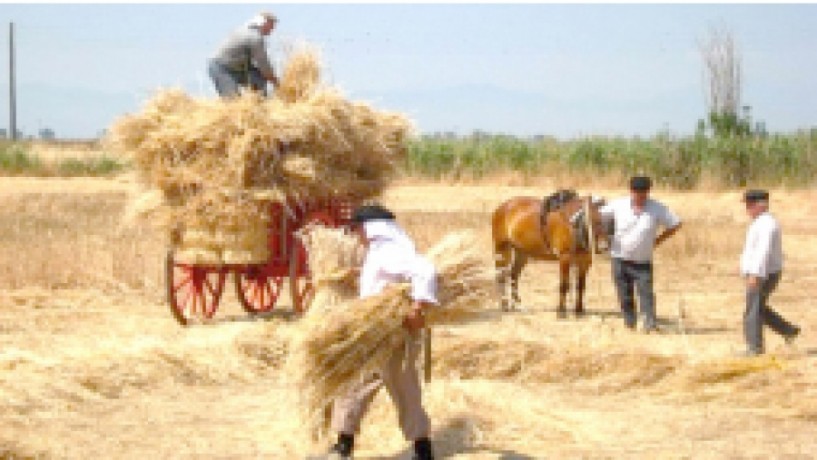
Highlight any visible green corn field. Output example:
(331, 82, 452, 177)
(405, 129, 817, 188)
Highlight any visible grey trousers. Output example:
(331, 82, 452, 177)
(207, 59, 267, 98)
(744, 272, 797, 353)
(611, 258, 656, 329)
(331, 335, 430, 441)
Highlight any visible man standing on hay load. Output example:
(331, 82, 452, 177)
(598, 176, 682, 333)
(740, 189, 800, 356)
(326, 204, 437, 460)
(208, 12, 280, 97)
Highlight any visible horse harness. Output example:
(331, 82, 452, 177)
(540, 190, 592, 257)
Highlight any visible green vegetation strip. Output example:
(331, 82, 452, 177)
(0, 142, 127, 177)
(405, 130, 817, 188)
(4, 130, 816, 187)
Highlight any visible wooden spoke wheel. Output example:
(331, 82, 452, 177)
(289, 211, 336, 314)
(234, 266, 285, 314)
(165, 250, 227, 326)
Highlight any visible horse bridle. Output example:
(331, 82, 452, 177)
(569, 198, 592, 253)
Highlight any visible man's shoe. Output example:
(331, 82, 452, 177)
(784, 326, 801, 345)
(413, 438, 434, 460)
(327, 433, 354, 460)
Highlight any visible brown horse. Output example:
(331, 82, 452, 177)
(492, 192, 608, 316)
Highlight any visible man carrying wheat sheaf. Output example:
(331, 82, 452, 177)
(325, 204, 437, 460)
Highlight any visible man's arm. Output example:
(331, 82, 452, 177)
(250, 39, 279, 88)
(403, 257, 438, 333)
(655, 222, 682, 247)
(743, 222, 772, 286)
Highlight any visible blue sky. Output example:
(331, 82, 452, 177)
(0, 3, 816, 139)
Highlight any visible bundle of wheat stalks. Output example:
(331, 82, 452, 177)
(107, 45, 411, 263)
(295, 225, 365, 313)
(287, 230, 495, 440)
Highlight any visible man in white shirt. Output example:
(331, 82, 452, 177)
(208, 12, 280, 98)
(598, 176, 682, 332)
(328, 204, 437, 460)
(740, 189, 800, 355)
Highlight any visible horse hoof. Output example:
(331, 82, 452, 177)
(575, 310, 586, 318)
(557, 310, 568, 319)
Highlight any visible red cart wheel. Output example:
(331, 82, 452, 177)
(289, 211, 336, 313)
(166, 250, 227, 326)
(234, 266, 285, 314)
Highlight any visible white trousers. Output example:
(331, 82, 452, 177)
(331, 336, 430, 441)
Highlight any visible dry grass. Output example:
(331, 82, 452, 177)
(27, 141, 104, 162)
(1, 178, 816, 458)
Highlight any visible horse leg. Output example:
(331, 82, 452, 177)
(494, 242, 512, 311)
(510, 249, 528, 310)
(557, 257, 570, 318)
(575, 259, 590, 317)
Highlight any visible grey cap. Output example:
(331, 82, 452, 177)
(629, 176, 652, 191)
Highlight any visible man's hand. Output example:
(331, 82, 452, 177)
(403, 302, 427, 333)
(746, 275, 759, 290)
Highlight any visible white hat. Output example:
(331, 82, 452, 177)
(248, 12, 276, 28)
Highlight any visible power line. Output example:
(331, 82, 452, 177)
(9, 22, 17, 141)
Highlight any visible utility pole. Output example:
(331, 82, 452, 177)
(9, 22, 17, 141)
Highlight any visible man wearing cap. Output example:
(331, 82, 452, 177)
(598, 176, 682, 332)
(326, 204, 437, 460)
(740, 189, 800, 355)
(208, 12, 280, 98)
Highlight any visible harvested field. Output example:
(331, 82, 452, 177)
(1, 176, 816, 458)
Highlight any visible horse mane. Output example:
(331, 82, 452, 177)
(541, 189, 578, 227)
(542, 189, 578, 214)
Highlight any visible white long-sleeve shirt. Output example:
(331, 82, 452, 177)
(598, 197, 681, 263)
(359, 220, 438, 304)
(740, 212, 783, 278)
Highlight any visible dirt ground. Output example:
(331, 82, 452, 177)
(1, 176, 816, 459)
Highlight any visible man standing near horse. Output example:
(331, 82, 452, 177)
(598, 176, 682, 332)
(740, 189, 800, 355)
(208, 12, 280, 98)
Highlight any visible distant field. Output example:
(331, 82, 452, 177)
(0, 140, 126, 177)
(4, 133, 817, 189)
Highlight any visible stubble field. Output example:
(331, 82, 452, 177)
(1, 176, 816, 459)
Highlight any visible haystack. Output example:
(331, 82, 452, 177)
(286, 230, 495, 440)
(107, 45, 412, 264)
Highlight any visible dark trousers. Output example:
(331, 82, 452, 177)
(208, 59, 267, 98)
(744, 272, 797, 353)
(611, 258, 656, 329)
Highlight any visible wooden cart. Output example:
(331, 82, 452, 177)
(165, 197, 355, 325)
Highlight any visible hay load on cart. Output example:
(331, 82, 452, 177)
(106, 46, 412, 324)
